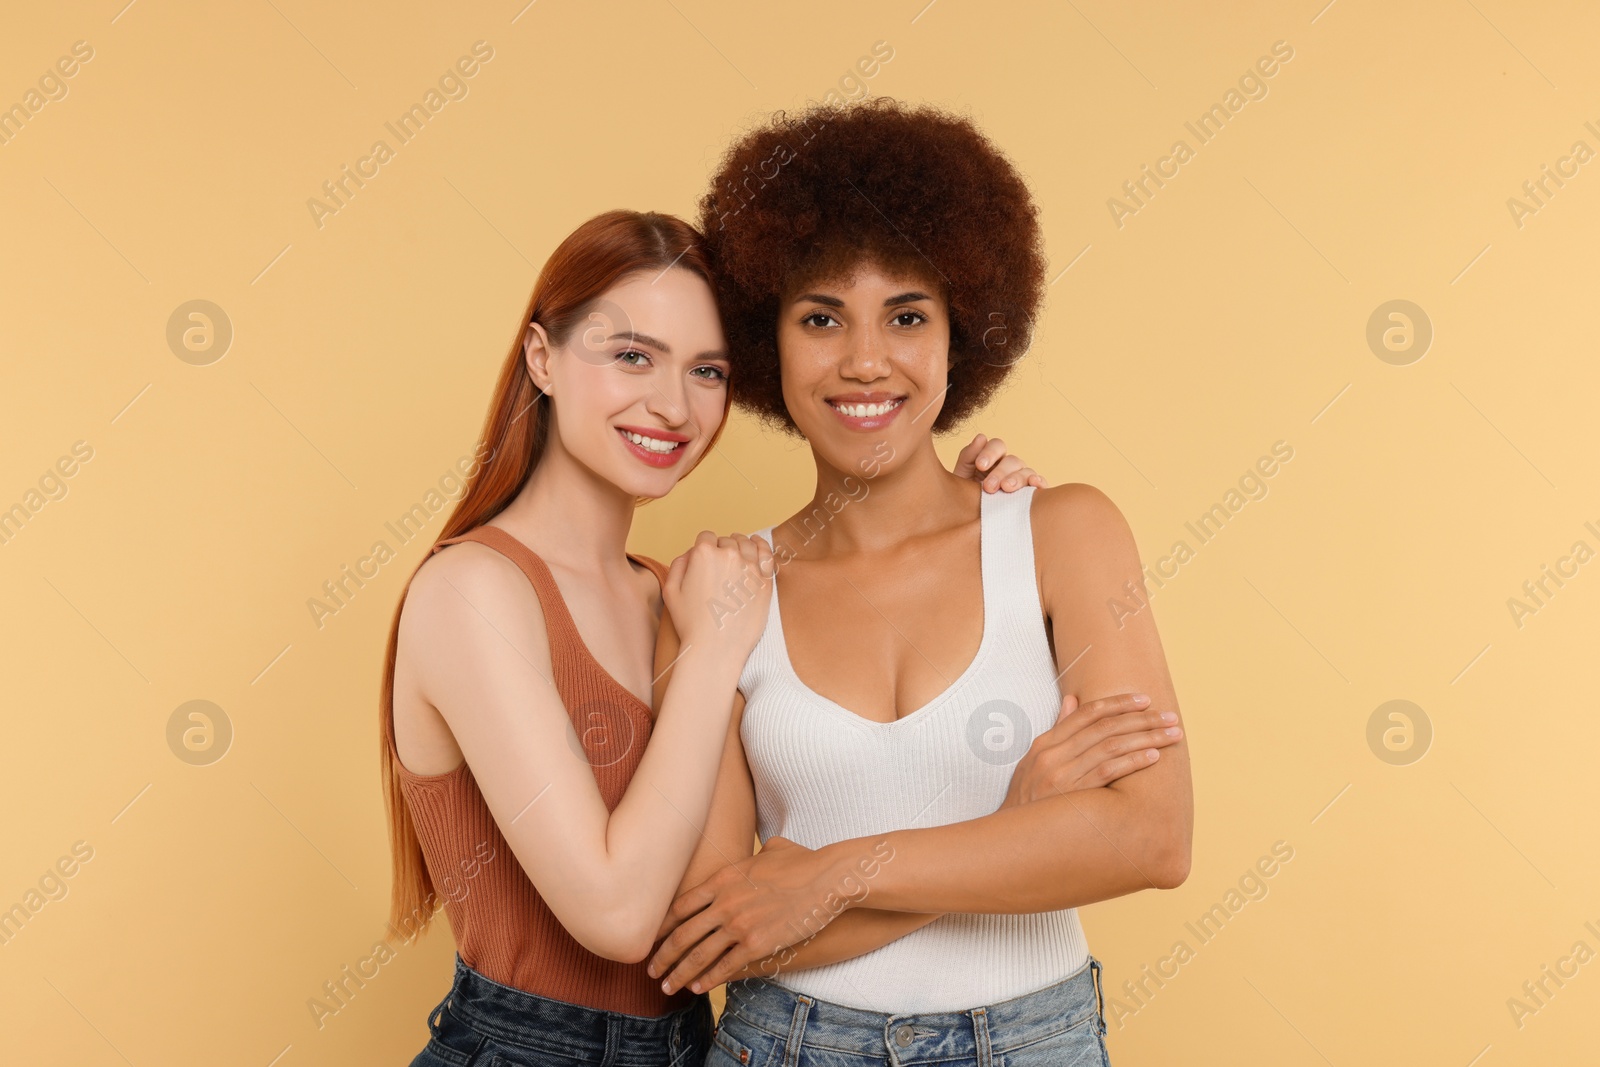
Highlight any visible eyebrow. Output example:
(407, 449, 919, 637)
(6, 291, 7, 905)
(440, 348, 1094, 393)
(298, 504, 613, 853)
(605, 332, 729, 361)
(791, 291, 934, 308)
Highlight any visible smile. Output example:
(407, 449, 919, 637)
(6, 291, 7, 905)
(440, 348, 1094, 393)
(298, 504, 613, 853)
(825, 394, 906, 430)
(832, 399, 903, 417)
(615, 425, 689, 467)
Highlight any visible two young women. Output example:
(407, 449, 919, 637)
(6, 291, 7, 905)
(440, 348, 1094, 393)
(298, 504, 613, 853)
(384, 98, 1190, 1067)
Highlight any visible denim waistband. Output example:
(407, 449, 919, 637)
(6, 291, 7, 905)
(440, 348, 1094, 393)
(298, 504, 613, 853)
(716, 954, 1105, 1055)
(430, 954, 711, 1066)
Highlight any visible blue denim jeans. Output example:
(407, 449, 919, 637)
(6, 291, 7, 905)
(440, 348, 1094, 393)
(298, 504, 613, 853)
(409, 954, 715, 1066)
(707, 955, 1109, 1067)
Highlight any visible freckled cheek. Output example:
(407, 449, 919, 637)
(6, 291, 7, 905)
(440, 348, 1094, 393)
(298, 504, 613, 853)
(777, 369, 829, 434)
(892, 336, 946, 385)
(777, 342, 839, 400)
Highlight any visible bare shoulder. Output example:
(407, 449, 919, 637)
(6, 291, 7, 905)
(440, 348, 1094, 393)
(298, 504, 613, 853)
(400, 539, 552, 702)
(1029, 482, 1136, 560)
(1027, 482, 1147, 625)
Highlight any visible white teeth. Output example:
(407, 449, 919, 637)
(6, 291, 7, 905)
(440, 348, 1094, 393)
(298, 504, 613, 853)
(834, 399, 903, 418)
(624, 430, 680, 453)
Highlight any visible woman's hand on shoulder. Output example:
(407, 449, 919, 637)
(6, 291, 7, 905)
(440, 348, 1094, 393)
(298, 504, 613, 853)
(663, 530, 775, 658)
(953, 432, 1046, 493)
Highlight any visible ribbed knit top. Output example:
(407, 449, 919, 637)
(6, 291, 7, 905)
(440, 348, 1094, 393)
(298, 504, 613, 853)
(740, 486, 1090, 1012)
(391, 524, 696, 1016)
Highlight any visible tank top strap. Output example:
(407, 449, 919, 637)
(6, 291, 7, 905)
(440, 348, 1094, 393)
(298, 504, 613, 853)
(979, 484, 1046, 624)
(431, 529, 670, 674)
(626, 553, 669, 591)
(431, 526, 585, 659)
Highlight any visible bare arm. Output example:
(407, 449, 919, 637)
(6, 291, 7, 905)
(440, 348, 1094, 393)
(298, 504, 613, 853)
(823, 482, 1193, 912)
(646, 607, 942, 989)
(653, 604, 757, 900)
(648, 484, 1192, 977)
(399, 532, 768, 963)
(649, 688, 1184, 993)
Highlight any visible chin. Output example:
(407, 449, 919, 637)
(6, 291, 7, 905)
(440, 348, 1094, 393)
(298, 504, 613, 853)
(618, 450, 703, 498)
(804, 436, 895, 480)
(619, 470, 682, 500)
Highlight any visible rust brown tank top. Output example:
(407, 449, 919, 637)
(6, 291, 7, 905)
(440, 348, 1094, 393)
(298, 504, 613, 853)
(390, 523, 694, 1016)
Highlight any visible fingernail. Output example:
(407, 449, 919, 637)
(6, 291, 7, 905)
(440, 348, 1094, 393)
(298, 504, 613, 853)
(1133, 694, 1150, 703)
(690, 982, 701, 993)
(662, 980, 672, 993)
(1164, 726, 1181, 737)
(1004, 478, 1016, 489)
(1160, 711, 1177, 723)
(646, 964, 656, 977)
(1145, 749, 1160, 759)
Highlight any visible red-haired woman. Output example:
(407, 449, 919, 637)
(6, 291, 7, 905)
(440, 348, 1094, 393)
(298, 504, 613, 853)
(381, 209, 1044, 1065)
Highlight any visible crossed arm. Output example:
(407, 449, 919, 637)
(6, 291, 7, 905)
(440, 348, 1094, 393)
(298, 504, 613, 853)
(644, 615, 948, 984)
(645, 483, 1194, 994)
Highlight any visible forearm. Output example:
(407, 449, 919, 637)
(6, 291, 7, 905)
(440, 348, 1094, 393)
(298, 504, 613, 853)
(594, 648, 744, 932)
(817, 785, 1180, 915)
(753, 908, 944, 975)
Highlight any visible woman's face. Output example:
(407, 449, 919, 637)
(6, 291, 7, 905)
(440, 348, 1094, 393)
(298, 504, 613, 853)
(526, 267, 730, 498)
(777, 260, 950, 476)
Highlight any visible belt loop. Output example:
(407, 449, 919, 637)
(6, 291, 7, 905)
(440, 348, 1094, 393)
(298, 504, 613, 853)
(427, 956, 465, 1034)
(602, 1013, 623, 1067)
(1089, 957, 1107, 1036)
(666, 1006, 683, 1064)
(782, 993, 812, 1067)
(971, 1006, 993, 1067)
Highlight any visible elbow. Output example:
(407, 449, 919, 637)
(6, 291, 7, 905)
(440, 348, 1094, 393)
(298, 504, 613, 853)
(1149, 838, 1192, 890)
(600, 933, 656, 966)
(566, 900, 660, 963)
(580, 930, 652, 965)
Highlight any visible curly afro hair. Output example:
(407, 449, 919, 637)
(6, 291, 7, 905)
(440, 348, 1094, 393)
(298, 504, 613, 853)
(697, 97, 1046, 435)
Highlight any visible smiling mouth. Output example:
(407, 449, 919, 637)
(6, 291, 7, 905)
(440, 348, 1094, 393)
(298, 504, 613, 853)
(827, 397, 906, 418)
(620, 429, 682, 454)
(615, 425, 690, 467)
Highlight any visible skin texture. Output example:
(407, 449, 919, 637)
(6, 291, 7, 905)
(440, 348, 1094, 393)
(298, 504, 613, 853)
(645, 262, 1194, 995)
(390, 266, 1048, 965)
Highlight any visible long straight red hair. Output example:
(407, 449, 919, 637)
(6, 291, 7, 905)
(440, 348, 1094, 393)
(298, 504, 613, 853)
(379, 209, 730, 938)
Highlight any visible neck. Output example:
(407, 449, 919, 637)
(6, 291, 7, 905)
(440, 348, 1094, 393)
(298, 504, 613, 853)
(787, 436, 976, 557)
(494, 431, 637, 572)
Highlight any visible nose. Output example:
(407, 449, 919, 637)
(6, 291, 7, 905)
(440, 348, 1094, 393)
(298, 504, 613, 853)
(839, 322, 891, 382)
(644, 377, 690, 430)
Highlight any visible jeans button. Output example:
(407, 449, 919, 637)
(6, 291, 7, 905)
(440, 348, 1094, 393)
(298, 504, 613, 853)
(895, 1023, 914, 1046)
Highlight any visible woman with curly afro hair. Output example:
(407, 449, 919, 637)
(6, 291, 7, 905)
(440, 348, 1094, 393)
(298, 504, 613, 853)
(645, 98, 1193, 1065)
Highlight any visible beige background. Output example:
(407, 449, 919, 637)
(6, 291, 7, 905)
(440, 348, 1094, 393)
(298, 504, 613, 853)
(2, 1, 1597, 1063)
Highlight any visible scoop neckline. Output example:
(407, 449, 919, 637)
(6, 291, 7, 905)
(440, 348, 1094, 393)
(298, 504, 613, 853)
(394, 533, 660, 783)
(758, 490, 993, 730)
(479, 521, 660, 717)
(572, 550, 661, 716)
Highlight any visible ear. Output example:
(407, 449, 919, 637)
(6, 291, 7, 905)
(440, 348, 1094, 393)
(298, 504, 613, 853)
(523, 321, 555, 396)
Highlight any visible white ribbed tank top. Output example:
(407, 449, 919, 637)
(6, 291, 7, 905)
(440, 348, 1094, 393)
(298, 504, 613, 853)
(740, 485, 1090, 1013)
